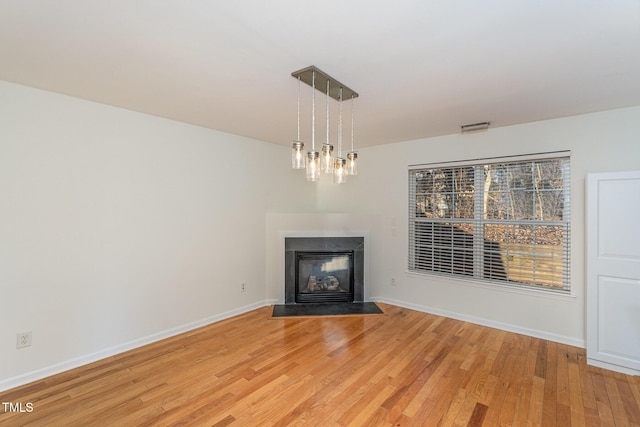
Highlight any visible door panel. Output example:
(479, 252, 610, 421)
(596, 277, 640, 362)
(587, 171, 640, 375)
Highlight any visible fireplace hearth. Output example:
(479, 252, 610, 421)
(284, 236, 364, 304)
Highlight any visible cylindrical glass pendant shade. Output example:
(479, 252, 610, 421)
(334, 157, 347, 184)
(306, 151, 321, 182)
(346, 151, 358, 175)
(321, 144, 334, 174)
(292, 141, 305, 169)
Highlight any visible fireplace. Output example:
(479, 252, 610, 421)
(296, 251, 354, 303)
(284, 236, 364, 304)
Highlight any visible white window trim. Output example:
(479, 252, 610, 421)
(409, 150, 571, 170)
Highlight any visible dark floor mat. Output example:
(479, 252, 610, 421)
(271, 302, 383, 317)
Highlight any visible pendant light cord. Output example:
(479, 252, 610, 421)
(326, 80, 330, 144)
(311, 70, 315, 151)
(338, 87, 343, 157)
(350, 95, 355, 152)
(296, 76, 301, 141)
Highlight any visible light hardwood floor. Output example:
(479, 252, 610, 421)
(1, 303, 639, 426)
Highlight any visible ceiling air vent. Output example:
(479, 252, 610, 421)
(461, 121, 491, 133)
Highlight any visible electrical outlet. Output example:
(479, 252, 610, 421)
(241, 282, 246, 292)
(17, 331, 32, 349)
(391, 277, 396, 286)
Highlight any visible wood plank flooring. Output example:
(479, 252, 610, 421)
(1, 303, 639, 426)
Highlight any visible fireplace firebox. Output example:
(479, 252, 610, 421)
(284, 236, 364, 304)
(296, 251, 354, 303)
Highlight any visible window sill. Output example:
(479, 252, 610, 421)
(404, 270, 577, 301)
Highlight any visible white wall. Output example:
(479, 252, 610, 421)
(0, 81, 311, 389)
(317, 106, 640, 346)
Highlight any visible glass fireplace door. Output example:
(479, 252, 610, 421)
(295, 251, 354, 303)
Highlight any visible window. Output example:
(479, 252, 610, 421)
(409, 153, 570, 292)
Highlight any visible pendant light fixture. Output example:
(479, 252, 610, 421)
(291, 76, 305, 169)
(290, 66, 359, 184)
(333, 87, 347, 184)
(320, 79, 334, 174)
(305, 69, 320, 182)
(346, 94, 358, 176)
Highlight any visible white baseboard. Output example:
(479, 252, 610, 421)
(0, 300, 270, 392)
(587, 358, 640, 376)
(372, 297, 585, 348)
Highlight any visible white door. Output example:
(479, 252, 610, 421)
(587, 170, 640, 375)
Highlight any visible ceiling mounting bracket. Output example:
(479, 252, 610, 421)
(291, 66, 358, 101)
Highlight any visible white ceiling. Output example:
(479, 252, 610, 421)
(1, 1, 639, 148)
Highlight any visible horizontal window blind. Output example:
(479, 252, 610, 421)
(409, 154, 571, 292)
